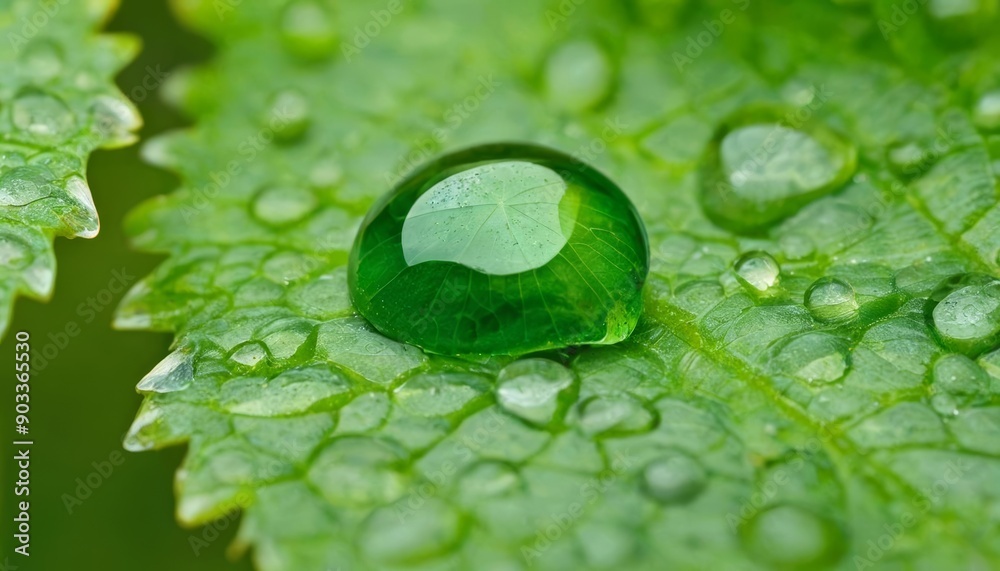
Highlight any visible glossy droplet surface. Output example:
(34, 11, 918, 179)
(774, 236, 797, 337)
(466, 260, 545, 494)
(700, 107, 856, 232)
(496, 358, 574, 425)
(251, 185, 316, 227)
(280, 0, 338, 60)
(741, 505, 843, 567)
(12, 90, 75, 142)
(805, 277, 859, 323)
(734, 251, 780, 292)
(543, 39, 614, 112)
(641, 454, 707, 504)
(929, 274, 1000, 356)
(973, 90, 1000, 131)
(574, 395, 654, 436)
(349, 144, 649, 356)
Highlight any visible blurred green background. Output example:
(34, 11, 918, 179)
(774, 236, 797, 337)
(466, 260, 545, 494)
(1, 1, 253, 569)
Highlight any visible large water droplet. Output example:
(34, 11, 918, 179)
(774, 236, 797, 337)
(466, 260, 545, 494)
(929, 274, 1000, 356)
(641, 453, 707, 504)
(543, 39, 614, 112)
(700, 108, 856, 232)
(973, 90, 1000, 132)
(251, 185, 317, 227)
(740, 505, 844, 567)
(573, 394, 654, 436)
(349, 143, 649, 356)
(496, 358, 575, 425)
(805, 277, 859, 323)
(280, 0, 338, 60)
(65, 176, 100, 238)
(12, 90, 76, 142)
(734, 251, 780, 292)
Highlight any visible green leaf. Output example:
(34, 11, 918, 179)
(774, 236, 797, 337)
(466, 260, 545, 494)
(0, 0, 140, 336)
(120, 1, 1000, 569)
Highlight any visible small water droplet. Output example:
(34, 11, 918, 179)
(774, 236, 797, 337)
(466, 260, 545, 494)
(280, 0, 337, 60)
(740, 505, 844, 567)
(973, 90, 1000, 132)
(496, 358, 575, 425)
(229, 341, 269, 368)
(574, 394, 654, 436)
(771, 332, 851, 384)
(359, 499, 461, 565)
(65, 176, 100, 238)
(394, 373, 488, 417)
(251, 185, 317, 227)
(91, 95, 141, 147)
(0, 234, 32, 270)
(543, 39, 614, 112)
(0, 166, 54, 206)
(265, 89, 310, 142)
(12, 90, 76, 142)
(886, 140, 937, 178)
(21, 40, 64, 82)
(929, 274, 1000, 356)
(641, 453, 707, 504)
(137, 350, 194, 393)
(734, 251, 780, 292)
(700, 108, 856, 232)
(805, 277, 859, 323)
(457, 461, 521, 502)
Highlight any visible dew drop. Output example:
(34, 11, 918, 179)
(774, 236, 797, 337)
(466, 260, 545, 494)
(740, 505, 844, 567)
(12, 90, 76, 141)
(543, 39, 614, 112)
(805, 277, 859, 323)
(229, 341, 269, 368)
(65, 176, 100, 238)
(574, 394, 654, 436)
(457, 461, 521, 502)
(734, 251, 780, 292)
(0, 234, 32, 270)
(496, 358, 575, 425)
(349, 143, 649, 356)
(929, 274, 1000, 356)
(641, 453, 707, 504)
(251, 185, 317, 227)
(280, 0, 338, 60)
(21, 40, 64, 82)
(700, 108, 856, 232)
(265, 89, 310, 142)
(0, 166, 54, 206)
(91, 95, 141, 147)
(359, 499, 461, 565)
(137, 350, 194, 393)
(771, 332, 851, 384)
(393, 372, 488, 417)
(973, 90, 1000, 132)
